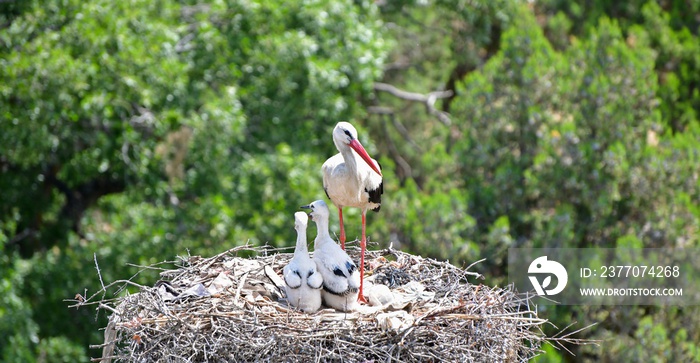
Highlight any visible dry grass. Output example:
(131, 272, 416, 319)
(71, 243, 591, 362)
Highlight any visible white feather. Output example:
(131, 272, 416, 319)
(304, 200, 360, 312)
(322, 122, 382, 211)
(283, 212, 322, 313)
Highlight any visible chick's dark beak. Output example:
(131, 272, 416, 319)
(300, 205, 313, 220)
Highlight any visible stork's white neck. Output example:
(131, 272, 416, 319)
(313, 216, 332, 249)
(339, 144, 361, 181)
(294, 227, 308, 254)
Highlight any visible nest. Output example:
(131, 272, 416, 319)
(76, 243, 585, 362)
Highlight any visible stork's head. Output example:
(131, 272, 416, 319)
(300, 200, 329, 222)
(294, 211, 308, 231)
(332, 122, 382, 177)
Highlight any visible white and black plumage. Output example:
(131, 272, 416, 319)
(301, 200, 360, 312)
(322, 121, 383, 302)
(283, 212, 323, 313)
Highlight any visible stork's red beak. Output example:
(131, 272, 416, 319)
(349, 139, 382, 176)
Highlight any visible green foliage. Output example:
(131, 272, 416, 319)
(2, 0, 700, 361)
(377, 1, 700, 360)
(36, 336, 86, 363)
(0, 250, 39, 362)
(454, 5, 559, 240)
(634, 1, 700, 133)
(587, 307, 700, 362)
(1, 0, 388, 359)
(538, 0, 700, 133)
(380, 178, 478, 262)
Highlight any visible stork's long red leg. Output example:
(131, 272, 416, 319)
(358, 211, 368, 303)
(338, 207, 346, 250)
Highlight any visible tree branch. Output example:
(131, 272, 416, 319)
(380, 115, 415, 186)
(373, 82, 453, 126)
(10, 171, 128, 257)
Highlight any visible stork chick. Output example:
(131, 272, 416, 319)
(301, 200, 360, 312)
(283, 212, 323, 313)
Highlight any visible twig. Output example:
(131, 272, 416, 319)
(381, 116, 414, 180)
(95, 253, 106, 294)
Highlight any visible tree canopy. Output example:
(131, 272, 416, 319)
(1, 0, 699, 361)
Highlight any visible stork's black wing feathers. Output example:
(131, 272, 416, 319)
(284, 270, 303, 289)
(366, 161, 383, 212)
(322, 283, 358, 296)
(333, 266, 346, 277)
(345, 261, 356, 274)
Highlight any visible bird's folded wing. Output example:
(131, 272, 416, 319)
(307, 270, 323, 289)
(283, 268, 302, 289)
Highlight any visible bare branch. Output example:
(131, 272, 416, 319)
(95, 253, 106, 301)
(380, 116, 413, 180)
(373, 82, 454, 125)
(390, 117, 422, 153)
(367, 106, 394, 114)
(374, 82, 452, 103)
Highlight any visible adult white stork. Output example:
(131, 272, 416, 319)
(322, 121, 383, 303)
(282, 212, 323, 313)
(301, 200, 360, 312)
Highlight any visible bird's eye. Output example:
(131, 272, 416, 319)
(343, 129, 352, 138)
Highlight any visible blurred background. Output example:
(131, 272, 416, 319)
(1, 0, 699, 361)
